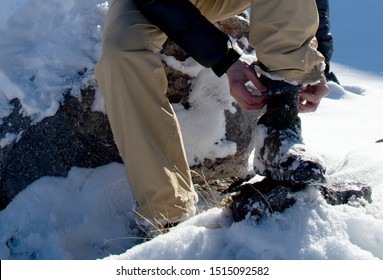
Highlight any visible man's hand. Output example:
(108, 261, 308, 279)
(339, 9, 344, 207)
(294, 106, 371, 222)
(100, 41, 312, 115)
(226, 59, 267, 111)
(298, 78, 329, 113)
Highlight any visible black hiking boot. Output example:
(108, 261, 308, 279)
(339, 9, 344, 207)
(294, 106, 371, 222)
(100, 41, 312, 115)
(253, 76, 328, 185)
(326, 71, 340, 85)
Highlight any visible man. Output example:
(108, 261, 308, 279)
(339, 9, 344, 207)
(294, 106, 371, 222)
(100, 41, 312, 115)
(95, 0, 330, 231)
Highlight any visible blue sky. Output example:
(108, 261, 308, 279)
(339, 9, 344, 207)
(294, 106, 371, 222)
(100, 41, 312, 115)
(331, 0, 383, 75)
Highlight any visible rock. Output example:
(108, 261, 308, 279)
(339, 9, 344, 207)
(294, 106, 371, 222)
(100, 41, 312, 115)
(318, 180, 372, 206)
(224, 177, 372, 223)
(224, 178, 301, 222)
(0, 87, 122, 209)
(0, 15, 257, 209)
(190, 105, 260, 182)
(217, 12, 251, 51)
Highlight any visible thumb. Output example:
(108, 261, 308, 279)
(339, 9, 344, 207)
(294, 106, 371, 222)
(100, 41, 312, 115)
(246, 68, 267, 94)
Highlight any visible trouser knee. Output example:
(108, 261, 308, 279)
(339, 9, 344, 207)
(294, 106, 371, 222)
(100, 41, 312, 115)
(101, 21, 166, 59)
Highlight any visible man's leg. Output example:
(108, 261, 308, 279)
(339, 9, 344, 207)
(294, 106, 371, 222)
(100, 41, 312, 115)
(249, 0, 327, 184)
(249, 0, 324, 84)
(95, 0, 197, 225)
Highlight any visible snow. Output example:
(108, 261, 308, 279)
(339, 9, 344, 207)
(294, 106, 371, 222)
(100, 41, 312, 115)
(0, 0, 107, 122)
(1, 0, 383, 261)
(171, 65, 237, 166)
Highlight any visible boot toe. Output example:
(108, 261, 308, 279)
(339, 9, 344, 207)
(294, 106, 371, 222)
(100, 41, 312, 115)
(290, 160, 328, 185)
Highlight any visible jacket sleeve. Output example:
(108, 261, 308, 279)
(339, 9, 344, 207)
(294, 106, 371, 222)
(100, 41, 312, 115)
(315, 0, 333, 74)
(133, 0, 241, 77)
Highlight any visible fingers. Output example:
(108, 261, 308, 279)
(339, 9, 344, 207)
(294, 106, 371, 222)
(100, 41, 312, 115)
(226, 60, 330, 113)
(246, 67, 267, 94)
(298, 79, 329, 113)
(226, 60, 267, 111)
(232, 83, 267, 111)
(298, 99, 319, 113)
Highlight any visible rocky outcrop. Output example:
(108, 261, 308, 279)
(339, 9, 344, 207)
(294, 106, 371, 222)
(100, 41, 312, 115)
(0, 15, 259, 209)
(0, 87, 122, 209)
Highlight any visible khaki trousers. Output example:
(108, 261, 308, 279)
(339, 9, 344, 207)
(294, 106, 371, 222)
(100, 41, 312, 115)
(95, 0, 323, 223)
(95, 0, 251, 224)
(250, 0, 324, 83)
